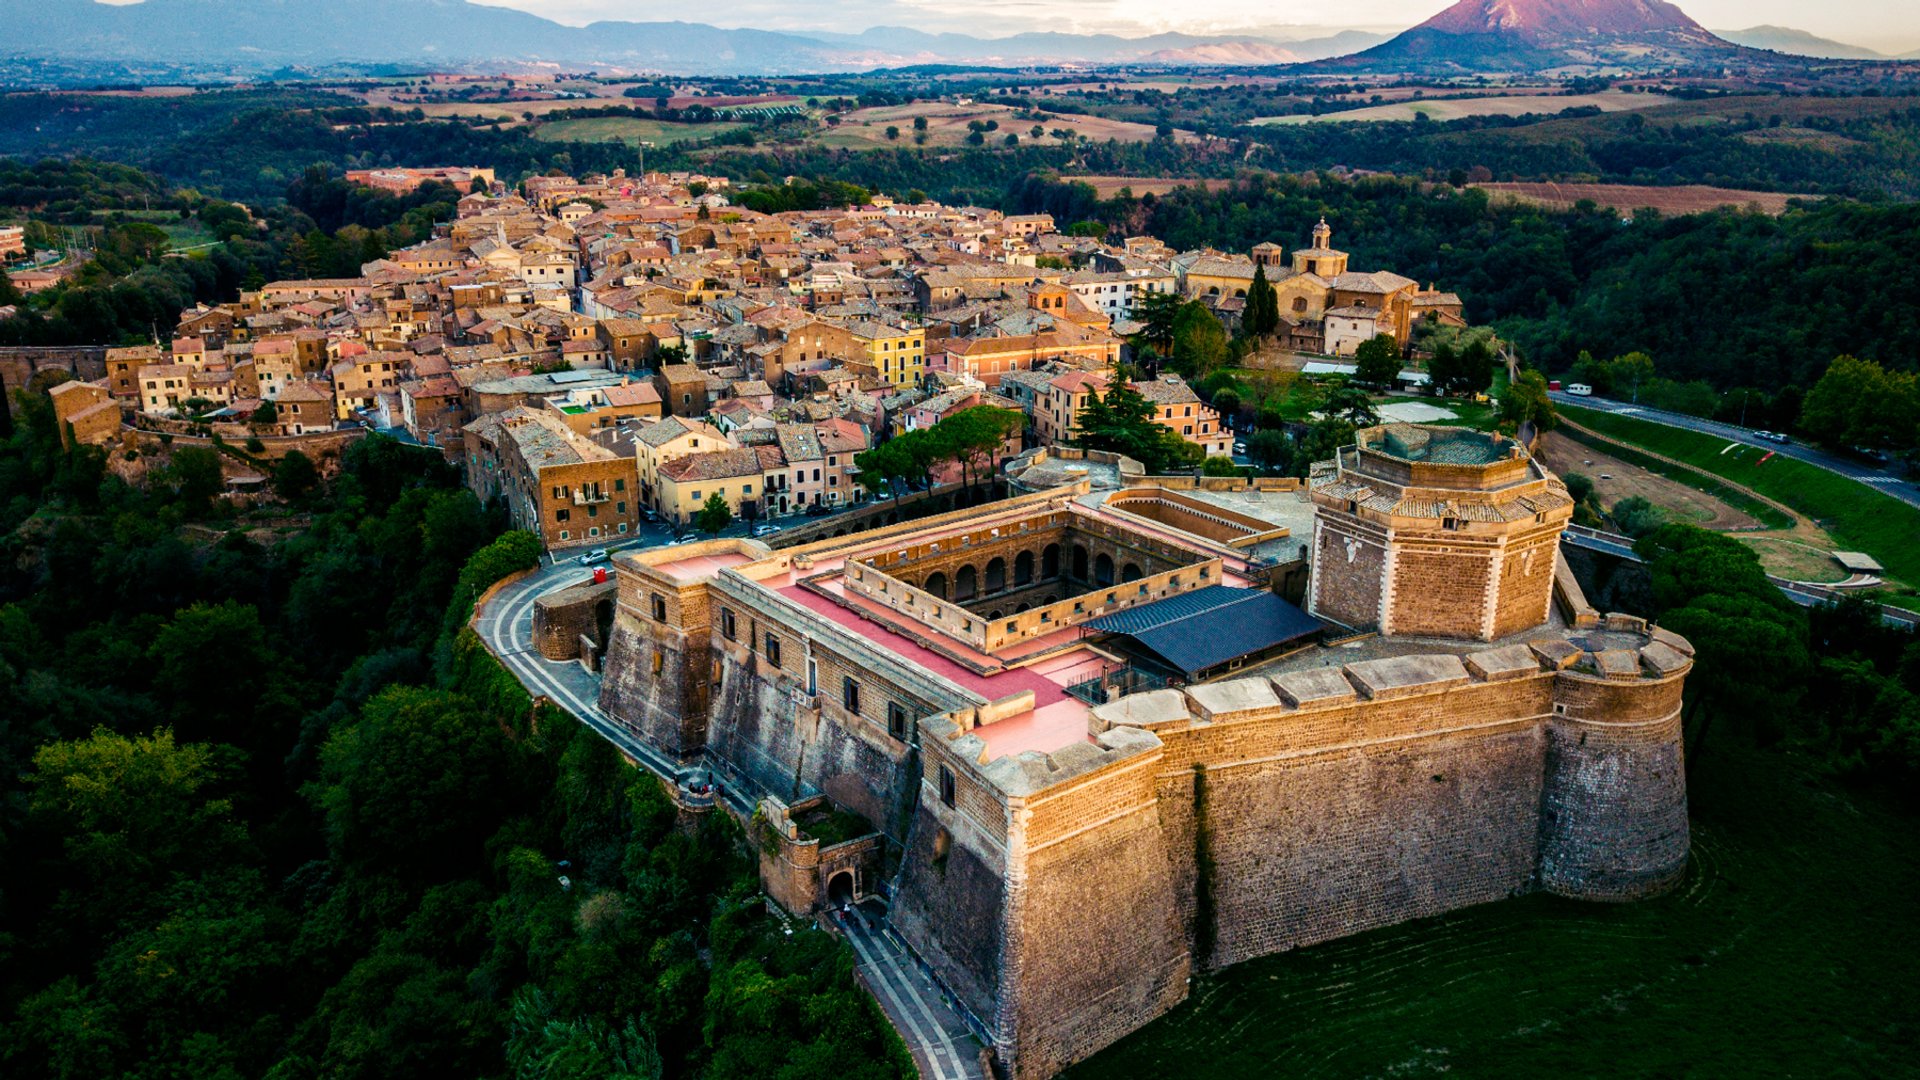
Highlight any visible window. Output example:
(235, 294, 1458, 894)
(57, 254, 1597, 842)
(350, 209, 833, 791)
(765, 634, 781, 666)
(618, 523, 629, 533)
(807, 658, 818, 695)
(888, 701, 908, 740)
(589, 526, 600, 537)
(614, 478, 626, 491)
(1443, 518, 1461, 531)
(720, 608, 736, 639)
(690, 490, 701, 500)
(843, 676, 861, 715)
(939, 766, 956, 807)
(558, 530, 570, 540)
(651, 593, 667, 621)
(556, 509, 570, 522)
(617, 501, 626, 514)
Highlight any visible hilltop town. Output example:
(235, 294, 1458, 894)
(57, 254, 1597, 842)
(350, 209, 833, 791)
(44, 165, 1463, 548)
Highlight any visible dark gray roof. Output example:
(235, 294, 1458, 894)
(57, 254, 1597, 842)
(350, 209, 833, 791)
(1084, 586, 1321, 677)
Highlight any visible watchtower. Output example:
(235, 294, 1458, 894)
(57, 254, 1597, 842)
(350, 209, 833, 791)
(1307, 424, 1573, 640)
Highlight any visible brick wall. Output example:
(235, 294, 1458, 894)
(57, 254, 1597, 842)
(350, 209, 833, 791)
(1310, 517, 1387, 630)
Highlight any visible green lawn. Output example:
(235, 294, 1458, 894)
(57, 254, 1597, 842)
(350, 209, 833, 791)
(531, 116, 747, 146)
(1074, 745, 1920, 1079)
(1559, 405, 1920, 583)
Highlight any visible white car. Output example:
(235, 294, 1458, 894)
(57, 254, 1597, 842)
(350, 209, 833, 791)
(576, 549, 609, 566)
(669, 534, 700, 546)
(752, 524, 782, 537)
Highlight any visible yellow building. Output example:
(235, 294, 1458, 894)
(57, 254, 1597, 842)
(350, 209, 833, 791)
(848, 320, 926, 389)
(654, 448, 767, 527)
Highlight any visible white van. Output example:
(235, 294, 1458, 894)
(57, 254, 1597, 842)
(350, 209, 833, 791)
(1565, 383, 1593, 397)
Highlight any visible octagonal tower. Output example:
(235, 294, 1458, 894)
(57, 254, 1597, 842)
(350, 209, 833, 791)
(1307, 424, 1574, 640)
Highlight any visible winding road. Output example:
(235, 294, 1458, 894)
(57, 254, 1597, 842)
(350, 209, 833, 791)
(1549, 391, 1920, 509)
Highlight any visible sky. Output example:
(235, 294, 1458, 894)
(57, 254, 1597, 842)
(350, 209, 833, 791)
(464, 0, 1920, 52)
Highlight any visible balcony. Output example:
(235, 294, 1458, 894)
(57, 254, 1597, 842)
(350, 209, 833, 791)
(572, 489, 611, 506)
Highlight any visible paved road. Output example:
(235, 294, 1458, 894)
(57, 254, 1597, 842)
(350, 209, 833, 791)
(473, 535, 986, 1072)
(835, 904, 986, 1080)
(1551, 391, 1920, 509)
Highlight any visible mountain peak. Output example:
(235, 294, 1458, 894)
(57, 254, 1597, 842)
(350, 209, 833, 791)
(1417, 0, 1708, 42)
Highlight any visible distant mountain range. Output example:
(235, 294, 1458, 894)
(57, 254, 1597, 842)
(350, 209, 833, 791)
(0, 0, 1899, 78)
(1711, 26, 1888, 60)
(0, 0, 1388, 76)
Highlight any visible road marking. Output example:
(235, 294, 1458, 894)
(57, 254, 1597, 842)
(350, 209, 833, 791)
(839, 911, 970, 1080)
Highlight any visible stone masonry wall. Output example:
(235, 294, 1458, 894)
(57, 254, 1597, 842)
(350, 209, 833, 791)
(1539, 674, 1690, 900)
(1001, 748, 1190, 1079)
(1310, 517, 1387, 630)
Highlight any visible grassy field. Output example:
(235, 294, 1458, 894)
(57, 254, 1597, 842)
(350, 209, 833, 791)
(819, 102, 1185, 150)
(1256, 90, 1664, 125)
(1560, 405, 1920, 584)
(1074, 745, 1920, 1079)
(530, 116, 745, 146)
(1475, 182, 1810, 217)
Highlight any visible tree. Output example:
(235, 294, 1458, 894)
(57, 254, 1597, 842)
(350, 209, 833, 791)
(1244, 265, 1276, 338)
(1247, 429, 1294, 474)
(1800, 355, 1919, 451)
(1071, 373, 1199, 474)
(250, 399, 278, 426)
(161, 446, 224, 512)
(696, 492, 733, 535)
(912, 116, 927, 131)
(1634, 524, 1810, 754)
(1211, 389, 1242, 424)
(1170, 301, 1228, 378)
(272, 449, 319, 500)
(1321, 380, 1379, 427)
(316, 686, 522, 880)
(1498, 369, 1559, 433)
(1611, 495, 1664, 538)
(27, 727, 247, 928)
(1353, 335, 1402, 387)
(1134, 291, 1182, 352)
(1200, 455, 1243, 477)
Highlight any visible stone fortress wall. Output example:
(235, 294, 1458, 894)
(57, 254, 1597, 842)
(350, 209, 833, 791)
(593, 429, 1692, 1080)
(894, 614, 1691, 1078)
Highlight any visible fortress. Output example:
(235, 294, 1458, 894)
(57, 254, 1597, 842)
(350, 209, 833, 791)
(583, 425, 1691, 1079)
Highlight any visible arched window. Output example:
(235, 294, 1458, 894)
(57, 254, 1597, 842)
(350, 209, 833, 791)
(1041, 544, 1060, 579)
(1094, 553, 1115, 586)
(955, 564, 978, 600)
(1014, 550, 1035, 586)
(1121, 562, 1144, 582)
(924, 571, 948, 599)
(1293, 296, 1308, 313)
(985, 557, 1007, 593)
(1071, 544, 1089, 581)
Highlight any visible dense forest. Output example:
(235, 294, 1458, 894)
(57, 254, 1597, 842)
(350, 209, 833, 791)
(8, 85, 1920, 207)
(0, 382, 908, 1080)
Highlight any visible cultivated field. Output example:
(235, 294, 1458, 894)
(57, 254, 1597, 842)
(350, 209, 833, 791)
(1074, 744, 1920, 1079)
(1063, 175, 1237, 198)
(531, 116, 747, 146)
(818, 102, 1191, 149)
(1475, 182, 1811, 217)
(1256, 89, 1665, 124)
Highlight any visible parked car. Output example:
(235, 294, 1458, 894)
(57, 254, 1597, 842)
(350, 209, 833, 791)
(805, 503, 831, 517)
(668, 534, 700, 546)
(576, 549, 609, 566)
(1764, 432, 1791, 444)
(752, 524, 782, 537)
